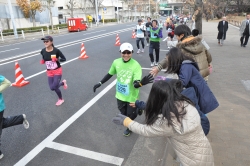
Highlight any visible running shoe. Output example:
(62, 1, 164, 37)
(146, 43, 149, 47)
(141, 49, 144, 53)
(155, 62, 159, 66)
(137, 49, 141, 54)
(150, 62, 155, 67)
(22, 114, 29, 129)
(62, 79, 68, 90)
(0, 151, 4, 160)
(138, 109, 144, 116)
(56, 99, 64, 106)
(123, 128, 132, 137)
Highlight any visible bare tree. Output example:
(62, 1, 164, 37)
(66, 0, 78, 17)
(44, 0, 55, 32)
(77, 0, 92, 14)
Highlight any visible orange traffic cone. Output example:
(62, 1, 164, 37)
(115, 34, 121, 46)
(79, 43, 89, 59)
(12, 62, 29, 87)
(132, 30, 136, 39)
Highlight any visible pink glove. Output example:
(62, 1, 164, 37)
(52, 58, 58, 62)
(40, 59, 45, 64)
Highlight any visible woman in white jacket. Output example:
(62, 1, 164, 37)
(112, 80, 214, 166)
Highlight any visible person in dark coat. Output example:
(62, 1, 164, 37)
(165, 47, 219, 114)
(239, 14, 250, 47)
(217, 17, 228, 46)
(130, 79, 210, 135)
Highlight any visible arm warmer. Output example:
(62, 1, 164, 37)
(100, 73, 113, 84)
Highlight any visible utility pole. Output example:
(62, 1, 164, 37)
(7, 0, 18, 38)
(95, 0, 98, 26)
(149, 0, 150, 17)
(70, 0, 74, 17)
(117, 0, 119, 23)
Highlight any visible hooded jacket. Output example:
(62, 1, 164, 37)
(126, 103, 214, 166)
(158, 36, 212, 78)
(179, 60, 219, 114)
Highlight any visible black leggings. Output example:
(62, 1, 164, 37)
(0, 111, 23, 147)
(117, 99, 137, 120)
(146, 31, 150, 44)
(149, 41, 160, 62)
(136, 38, 145, 49)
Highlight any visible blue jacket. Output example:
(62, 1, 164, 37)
(135, 87, 210, 135)
(179, 60, 219, 114)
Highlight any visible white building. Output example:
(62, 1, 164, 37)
(0, 0, 59, 30)
(0, 0, 150, 30)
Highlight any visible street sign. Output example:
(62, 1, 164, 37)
(159, 3, 168, 7)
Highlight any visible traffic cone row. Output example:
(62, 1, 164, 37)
(132, 30, 136, 39)
(11, 32, 133, 88)
(12, 62, 29, 87)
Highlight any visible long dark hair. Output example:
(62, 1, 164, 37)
(174, 24, 191, 41)
(166, 47, 195, 74)
(145, 80, 193, 126)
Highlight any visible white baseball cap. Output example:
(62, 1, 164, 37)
(120, 43, 133, 52)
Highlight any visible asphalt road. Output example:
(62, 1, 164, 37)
(0, 22, 170, 166)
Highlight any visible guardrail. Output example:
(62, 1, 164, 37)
(0, 26, 68, 43)
(228, 19, 242, 27)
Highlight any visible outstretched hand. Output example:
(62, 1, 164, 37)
(140, 74, 154, 86)
(112, 114, 127, 125)
(150, 67, 159, 77)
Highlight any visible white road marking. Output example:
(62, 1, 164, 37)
(0, 28, 133, 66)
(47, 142, 124, 166)
(82, 30, 106, 35)
(160, 49, 169, 51)
(0, 40, 38, 48)
(142, 67, 166, 72)
(0, 48, 19, 53)
(163, 37, 168, 41)
(14, 79, 117, 166)
(0, 30, 105, 48)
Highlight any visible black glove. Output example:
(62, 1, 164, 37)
(140, 28, 143, 31)
(140, 74, 154, 86)
(112, 114, 128, 125)
(154, 33, 159, 37)
(93, 82, 101, 92)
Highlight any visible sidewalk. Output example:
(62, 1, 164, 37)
(202, 20, 250, 166)
(125, 20, 250, 166)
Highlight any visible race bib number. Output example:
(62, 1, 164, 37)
(45, 61, 58, 70)
(116, 82, 129, 96)
(151, 32, 157, 38)
(137, 29, 142, 35)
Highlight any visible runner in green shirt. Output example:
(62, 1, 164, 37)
(93, 43, 153, 136)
